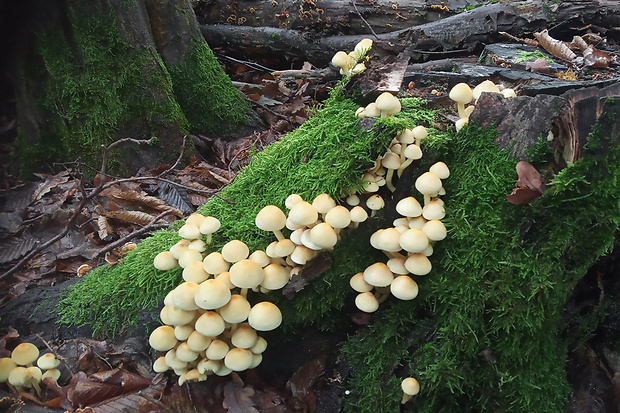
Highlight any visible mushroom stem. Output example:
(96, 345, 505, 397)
(424, 194, 431, 206)
(31, 380, 42, 397)
(385, 169, 396, 192)
(401, 393, 412, 404)
(457, 103, 466, 118)
(397, 159, 413, 178)
(272, 230, 285, 242)
(206, 234, 213, 245)
(240, 288, 248, 299)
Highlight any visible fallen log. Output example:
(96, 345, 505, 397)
(201, 0, 620, 66)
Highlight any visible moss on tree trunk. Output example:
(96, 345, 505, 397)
(10, 0, 250, 178)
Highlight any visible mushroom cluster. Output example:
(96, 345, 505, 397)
(0, 343, 61, 395)
(449, 80, 517, 131)
(356, 92, 402, 119)
(350, 161, 449, 313)
(331, 38, 373, 77)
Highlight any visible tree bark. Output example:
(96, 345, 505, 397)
(201, 0, 620, 66)
(7, 0, 250, 178)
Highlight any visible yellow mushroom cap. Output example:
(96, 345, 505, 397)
(390, 276, 419, 300)
(449, 83, 473, 104)
(37, 353, 60, 370)
(224, 348, 254, 372)
(199, 216, 221, 235)
(248, 302, 282, 331)
(255, 205, 287, 232)
(41, 368, 61, 381)
(229, 259, 265, 289)
(231, 324, 258, 349)
(11, 343, 39, 366)
(218, 294, 251, 324)
(363, 262, 394, 287)
(375, 92, 401, 117)
(405, 253, 432, 276)
(194, 278, 231, 310)
(221, 240, 250, 263)
(149, 325, 178, 352)
(153, 251, 179, 271)
(0, 358, 17, 382)
(355, 292, 379, 313)
(172, 281, 200, 311)
(288, 201, 319, 227)
(205, 339, 230, 361)
(194, 311, 226, 337)
(402, 376, 420, 396)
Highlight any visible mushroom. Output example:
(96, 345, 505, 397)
(415, 172, 443, 206)
(396, 196, 423, 218)
(231, 324, 258, 349)
(396, 144, 423, 177)
(255, 205, 287, 241)
(224, 348, 254, 372)
(221, 239, 250, 263)
(199, 216, 221, 244)
(355, 291, 380, 313)
(331, 51, 355, 76)
(390, 276, 419, 300)
(195, 311, 226, 337)
(194, 279, 231, 310)
(37, 353, 60, 371)
(449, 83, 474, 119)
(11, 343, 39, 367)
(149, 325, 178, 352)
(178, 223, 201, 240)
(382, 152, 402, 192)
(153, 251, 179, 271)
(0, 358, 17, 384)
(375, 92, 401, 118)
(412, 125, 428, 146)
(472, 79, 500, 101)
(353, 38, 373, 59)
(248, 302, 282, 331)
(401, 377, 420, 403)
(363, 262, 394, 287)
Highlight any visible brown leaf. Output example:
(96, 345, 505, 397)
(32, 170, 71, 200)
(286, 353, 326, 399)
(223, 374, 259, 413)
(525, 58, 551, 74)
(102, 211, 162, 226)
(282, 253, 331, 299)
(583, 46, 613, 68)
(97, 216, 113, 240)
(111, 191, 183, 217)
(533, 30, 577, 61)
(506, 161, 544, 205)
(0, 236, 39, 264)
(554, 68, 578, 81)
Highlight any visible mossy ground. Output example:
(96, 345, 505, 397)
(57, 90, 620, 411)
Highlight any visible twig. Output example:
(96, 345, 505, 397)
(350, 0, 379, 39)
(157, 135, 187, 178)
(95, 210, 174, 258)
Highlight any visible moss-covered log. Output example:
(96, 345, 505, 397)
(8, 0, 250, 177)
(57, 88, 619, 411)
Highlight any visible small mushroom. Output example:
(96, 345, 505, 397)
(401, 377, 420, 403)
(375, 92, 401, 118)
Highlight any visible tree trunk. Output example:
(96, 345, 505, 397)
(6, 0, 250, 178)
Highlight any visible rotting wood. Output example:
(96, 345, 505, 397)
(201, 0, 620, 67)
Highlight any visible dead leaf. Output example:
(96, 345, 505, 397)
(0, 236, 39, 264)
(555, 68, 578, 81)
(282, 253, 331, 299)
(98, 216, 113, 240)
(32, 170, 71, 200)
(102, 211, 163, 226)
(506, 161, 544, 205)
(525, 58, 551, 74)
(583, 46, 613, 68)
(223, 374, 259, 413)
(533, 30, 577, 61)
(111, 191, 183, 217)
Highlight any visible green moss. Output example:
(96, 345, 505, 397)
(58, 90, 421, 336)
(341, 106, 620, 412)
(166, 40, 251, 134)
(13, 11, 188, 177)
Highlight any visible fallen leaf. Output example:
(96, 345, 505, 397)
(32, 171, 71, 200)
(223, 374, 259, 413)
(533, 30, 577, 61)
(583, 46, 613, 68)
(506, 161, 544, 204)
(525, 58, 551, 74)
(102, 211, 163, 226)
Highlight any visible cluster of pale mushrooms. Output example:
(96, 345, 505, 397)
(449, 79, 516, 131)
(0, 343, 61, 395)
(330, 38, 373, 77)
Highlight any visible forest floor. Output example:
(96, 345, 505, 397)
(1, 16, 620, 412)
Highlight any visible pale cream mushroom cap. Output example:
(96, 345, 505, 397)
(415, 172, 442, 196)
(216, 271, 235, 289)
(249, 250, 271, 267)
(188, 239, 206, 253)
(205, 339, 230, 361)
(288, 201, 319, 226)
(42, 368, 61, 381)
(164, 348, 187, 370)
(221, 240, 250, 263)
(248, 302, 282, 331)
(231, 324, 258, 349)
(182, 260, 210, 283)
(363, 262, 394, 287)
(399, 228, 430, 253)
(285, 193, 304, 209)
(225, 348, 254, 372)
(250, 336, 268, 355)
(346, 194, 360, 206)
(310, 223, 338, 249)
(349, 206, 368, 223)
(472, 79, 500, 101)
(412, 125, 428, 142)
(405, 253, 432, 276)
(301, 230, 323, 251)
(350, 272, 373, 293)
(366, 194, 385, 211)
(449, 83, 474, 105)
(229, 259, 265, 289)
(174, 324, 195, 341)
(185, 213, 205, 228)
(170, 239, 190, 259)
(375, 92, 401, 117)
(396, 197, 423, 218)
(501, 88, 517, 98)
(408, 216, 427, 229)
(203, 252, 230, 275)
(199, 216, 221, 235)
(255, 205, 287, 238)
(153, 251, 179, 271)
(178, 223, 201, 240)
(422, 200, 446, 220)
(355, 292, 379, 313)
(186, 331, 212, 353)
(149, 325, 178, 352)
(312, 193, 337, 215)
(325, 206, 352, 229)
(331, 51, 353, 70)
(289, 228, 304, 246)
(274, 239, 296, 257)
(369, 229, 385, 250)
(176, 342, 199, 363)
(354, 38, 373, 57)
(194, 279, 231, 310)
(178, 249, 203, 269)
(391, 276, 419, 300)
(197, 358, 222, 375)
(402, 376, 420, 396)
(194, 311, 226, 337)
(11, 343, 39, 366)
(218, 294, 251, 323)
(37, 353, 60, 370)
(261, 264, 291, 291)
(363, 102, 381, 118)
(153, 356, 170, 373)
(290, 245, 317, 265)
(0, 358, 17, 382)
(178, 368, 207, 386)
(403, 144, 423, 160)
(166, 306, 196, 326)
(377, 227, 402, 253)
(249, 354, 263, 369)
(422, 219, 447, 241)
(429, 162, 450, 179)
(387, 256, 409, 275)
(172, 281, 200, 311)
(8, 366, 28, 387)
(396, 128, 414, 144)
